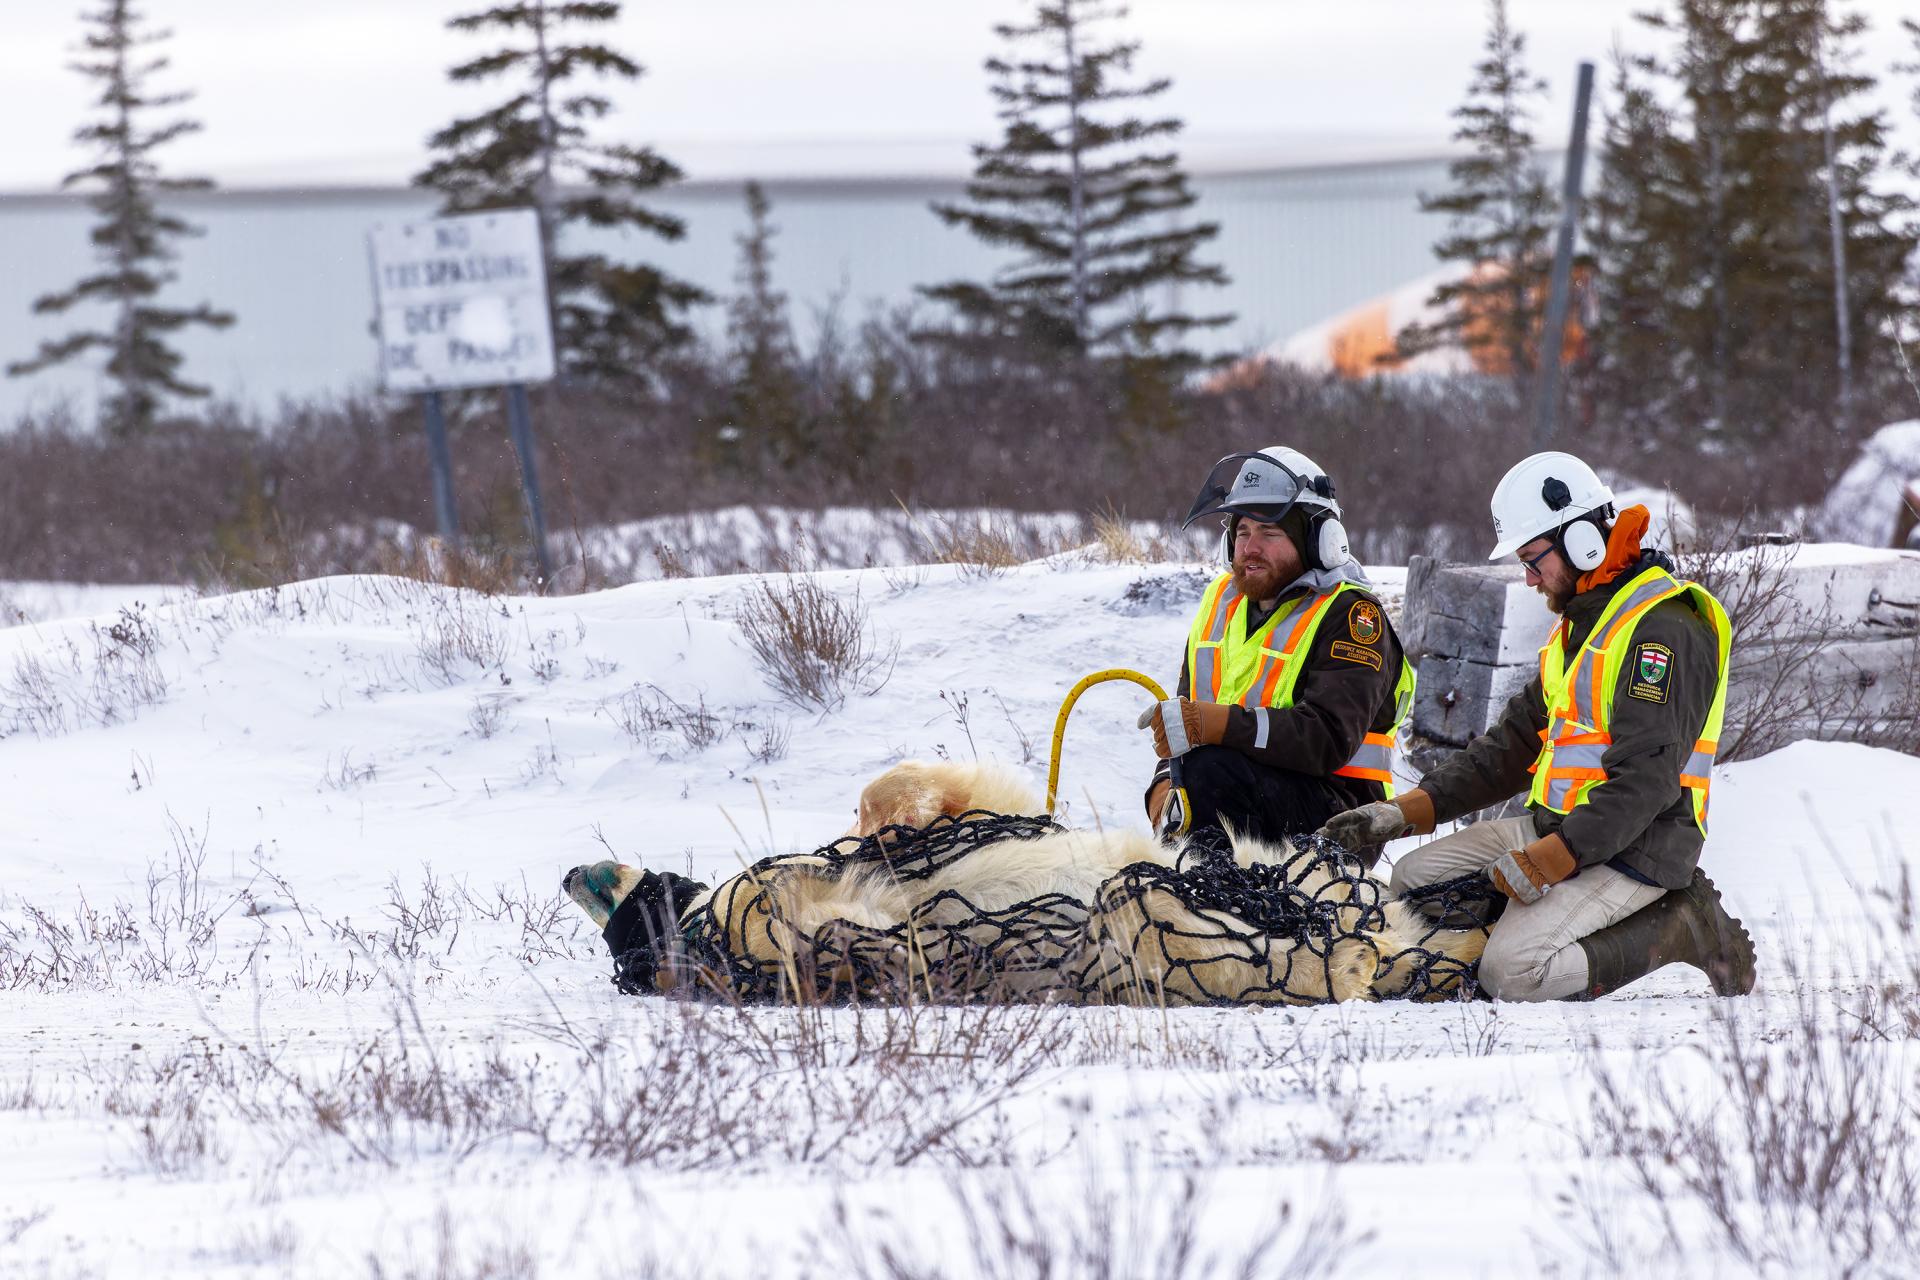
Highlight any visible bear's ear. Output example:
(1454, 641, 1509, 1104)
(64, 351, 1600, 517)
(935, 782, 973, 818)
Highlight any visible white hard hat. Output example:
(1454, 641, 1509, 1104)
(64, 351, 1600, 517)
(1487, 451, 1615, 561)
(1182, 446, 1342, 528)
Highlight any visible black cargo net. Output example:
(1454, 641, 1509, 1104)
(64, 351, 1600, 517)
(641, 814, 1497, 1006)
(1081, 830, 1498, 1006)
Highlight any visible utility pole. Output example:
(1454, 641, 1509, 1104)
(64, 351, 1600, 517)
(1533, 60, 1595, 447)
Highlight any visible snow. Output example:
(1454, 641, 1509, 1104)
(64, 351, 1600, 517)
(1814, 419, 1920, 548)
(0, 580, 183, 628)
(0, 553, 1913, 1277)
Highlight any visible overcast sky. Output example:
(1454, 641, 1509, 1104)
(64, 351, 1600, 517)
(3, 0, 1917, 190)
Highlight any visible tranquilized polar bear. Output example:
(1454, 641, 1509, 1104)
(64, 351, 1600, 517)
(563, 761, 1490, 1005)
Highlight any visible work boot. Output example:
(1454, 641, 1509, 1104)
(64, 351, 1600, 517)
(1577, 869, 1757, 998)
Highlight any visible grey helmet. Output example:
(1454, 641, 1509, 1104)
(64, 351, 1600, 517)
(1182, 446, 1350, 570)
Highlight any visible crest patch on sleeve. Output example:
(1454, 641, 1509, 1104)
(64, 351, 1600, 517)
(1346, 600, 1382, 645)
(1627, 642, 1674, 704)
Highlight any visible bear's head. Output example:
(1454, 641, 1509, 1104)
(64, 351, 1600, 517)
(563, 860, 710, 993)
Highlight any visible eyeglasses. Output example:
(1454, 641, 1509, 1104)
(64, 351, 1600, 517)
(1518, 543, 1558, 575)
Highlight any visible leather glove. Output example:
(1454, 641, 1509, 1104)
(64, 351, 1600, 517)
(1316, 789, 1435, 850)
(1136, 699, 1229, 759)
(1488, 833, 1577, 905)
(1144, 777, 1187, 839)
(1145, 778, 1170, 826)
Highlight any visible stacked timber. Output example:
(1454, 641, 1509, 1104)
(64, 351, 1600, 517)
(1403, 545, 1920, 749)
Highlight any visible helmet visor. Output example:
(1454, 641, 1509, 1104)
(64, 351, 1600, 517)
(1181, 452, 1310, 529)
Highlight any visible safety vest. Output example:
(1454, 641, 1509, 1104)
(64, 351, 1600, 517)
(1528, 565, 1732, 832)
(1185, 574, 1417, 796)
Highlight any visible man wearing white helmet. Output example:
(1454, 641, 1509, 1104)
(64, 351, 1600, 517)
(1137, 447, 1416, 855)
(1319, 451, 1754, 1001)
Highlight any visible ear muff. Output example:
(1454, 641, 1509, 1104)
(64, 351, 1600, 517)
(1224, 510, 1351, 571)
(1314, 514, 1350, 571)
(1560, 517, 1607, 572)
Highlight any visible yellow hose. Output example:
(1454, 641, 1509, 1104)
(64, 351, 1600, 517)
(1045, 668, 1169, 816)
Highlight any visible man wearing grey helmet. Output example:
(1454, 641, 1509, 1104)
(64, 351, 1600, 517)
(1138, 447, 1416, 860)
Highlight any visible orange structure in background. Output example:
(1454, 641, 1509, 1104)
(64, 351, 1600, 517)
(1231, 262, 1590, 384)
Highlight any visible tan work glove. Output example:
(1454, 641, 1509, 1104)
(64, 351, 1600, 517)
(1136, 698, 1230, 759)
(1488, 833, 1577, 905)
(1316, 789, 1435, 850)
(1146, 777, 1171, 826)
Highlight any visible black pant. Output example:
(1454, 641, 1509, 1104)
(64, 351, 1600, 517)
(1172, 746, 1354, 853)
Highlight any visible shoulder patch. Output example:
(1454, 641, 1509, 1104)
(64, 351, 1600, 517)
(1346, 599, 1382, 645)
(1627, 641, 1674, 704)
(1329, 640, 1384, 670)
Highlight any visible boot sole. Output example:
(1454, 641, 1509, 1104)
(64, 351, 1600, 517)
(1693, 872, 1758, 997)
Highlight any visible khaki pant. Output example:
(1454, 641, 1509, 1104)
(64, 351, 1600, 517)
(1388, 817, 1666, 1002)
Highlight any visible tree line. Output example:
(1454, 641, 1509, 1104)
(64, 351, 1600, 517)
(9, 0, 1920, 491)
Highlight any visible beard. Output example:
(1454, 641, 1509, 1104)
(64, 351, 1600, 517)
(1232, 555, 1290, 602)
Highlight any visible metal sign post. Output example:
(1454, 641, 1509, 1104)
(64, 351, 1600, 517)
(367, 209, 557, 578)
(421, 389, 460, 544)
(505, 382, 552, 580)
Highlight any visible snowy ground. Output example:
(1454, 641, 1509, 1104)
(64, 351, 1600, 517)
(1, 554, 1915, 1278)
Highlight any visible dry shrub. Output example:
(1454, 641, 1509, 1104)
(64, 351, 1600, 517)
(376, 540, 526, 597)
(597, 683, 783, 759)
(1570, 959, 1920, 1274)
(411, 589, 512, 684)
(365, 1208, 538, 1280)
(0, 604, 171, 738)
(804, 1162, 1358, 1280)
(735, 574, 896, 710)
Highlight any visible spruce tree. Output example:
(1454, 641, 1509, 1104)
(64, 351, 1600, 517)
(7, 0, 234, 437)
(1395, 0, 1558, 394)
(416, 1, 707, 384)
(921, 0, 1230, 368)
(716, 181, 808, 467)
(1582, 0, 1916, 450)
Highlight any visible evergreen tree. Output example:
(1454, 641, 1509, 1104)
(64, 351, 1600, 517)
(920, 0, 1230, 368)
(716, 181, 808, 467)
(1395, 0, 1558, 394)
(416, 1, 707, 384)
(1579, 49, 1685, 430)
(1581, 0, 1916, 449)
(7, 0, 233, 438)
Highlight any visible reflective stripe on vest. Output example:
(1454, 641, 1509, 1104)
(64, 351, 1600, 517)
(1526, 566, 1733, 833)
(1184, 574, 1416, 795)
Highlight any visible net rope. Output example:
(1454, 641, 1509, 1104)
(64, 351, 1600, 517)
(637, 813, 1499, 1006)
